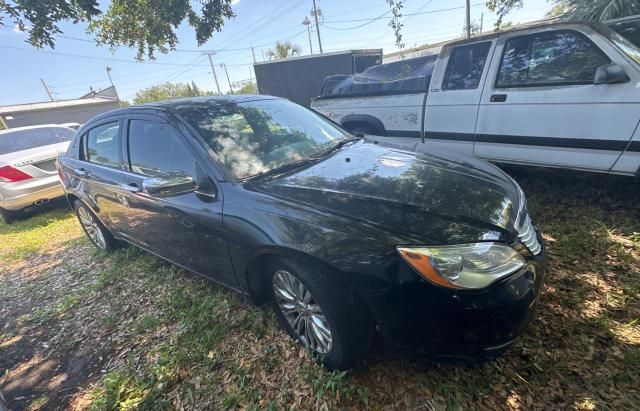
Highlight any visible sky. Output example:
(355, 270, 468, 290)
(0, 0, 553, 106)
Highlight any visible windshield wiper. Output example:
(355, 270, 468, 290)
(318, 135, 363, 158)
(245, 157, 322, 181)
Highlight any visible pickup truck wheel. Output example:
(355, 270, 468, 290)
(345, 124, 378, 135)
(268, 257, 374, 370)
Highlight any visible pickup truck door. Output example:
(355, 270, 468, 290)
(474, 27, 640, 172)
(424, 40, 496, 156)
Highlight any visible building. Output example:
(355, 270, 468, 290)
(0, 86, 120, 129)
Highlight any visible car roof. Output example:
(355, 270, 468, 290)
(76, 95, 284, 132)
(0, 124, 75, 136)
(138, 94, 281, 109)
(443, 19, 607, 48)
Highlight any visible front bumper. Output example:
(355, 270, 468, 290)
(0, 176, 64, 210)
(361, 235, 546, 360)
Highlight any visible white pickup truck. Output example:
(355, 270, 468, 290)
(311, 20, 640, 176)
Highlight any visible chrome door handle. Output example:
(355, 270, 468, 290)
(74, 168, 88, 176)
(490, 94, 508, 103)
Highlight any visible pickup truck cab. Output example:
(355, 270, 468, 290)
(311, 21, 640, 176)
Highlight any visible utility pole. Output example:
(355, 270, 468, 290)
(480, 13, 484, 34)
(302, 16, 313, 54)
(106, 66, 115, 87)
(261, 49, 266, 61)
(221, 63, 233, 94)
(206, 52, 222, 95)
(465, 0, 471, 39)
(251, 46, 257, 64)
(311, 0, 323, 54)
(40, 78, 54, 101)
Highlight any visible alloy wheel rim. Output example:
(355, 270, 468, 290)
(77, 206, 106, 249)
(272, 269, 333, 355)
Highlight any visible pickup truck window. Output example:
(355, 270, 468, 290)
(496, 30, 610, 88)
(443, 42, 492, 90)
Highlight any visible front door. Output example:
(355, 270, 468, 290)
(475, 27, 640, 172)
(424, 40, 496, 156)
(116, 114, 236, 288)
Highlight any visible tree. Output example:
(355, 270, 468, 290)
(552, 0, 640, 21)
(462, 20, 483, 37)
(237, 82, 258, 94)
(132, 82, 212, 104)
(488, 0, 639, 25)
(265, 41, 301, 60)
(486, 0, 523, 29)
(0, 0, 235, 60)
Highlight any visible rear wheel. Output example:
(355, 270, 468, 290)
(268, 257, 374, 370)
(346, 123, 378, 136)
(74, 201, 118, 251)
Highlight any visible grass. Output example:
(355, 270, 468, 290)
(0, 166, 639, 410)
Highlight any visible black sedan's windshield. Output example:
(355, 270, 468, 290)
(176, 99, 353, 179)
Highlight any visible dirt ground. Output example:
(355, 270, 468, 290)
(0, 166, 638, 410)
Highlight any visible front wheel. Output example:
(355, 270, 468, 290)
(268, 257, 374, 370)
(74, 201, 118, 251)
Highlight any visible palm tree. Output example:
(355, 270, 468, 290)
(552, 0, 639, 21)
(266, 41, 302, 60)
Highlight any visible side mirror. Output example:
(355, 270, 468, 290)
(594, 64, 630, 85)
(143, 173, 196, 198)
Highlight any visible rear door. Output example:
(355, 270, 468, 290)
(70, 118, 129, 231)
(474, 27, 640, 171)
(117, 114, 236, 287)
(424, 40, 495, 156)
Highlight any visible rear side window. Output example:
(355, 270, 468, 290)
(497, 31, 610, 88)
(442, 42, 492, 90)
(84, 122, 121, 168)
(127, 120, 195, 177)
(0, 127, 75, 155)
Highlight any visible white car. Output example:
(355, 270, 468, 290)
(0, 124, 75, 222)
(312, 21, 640, 176)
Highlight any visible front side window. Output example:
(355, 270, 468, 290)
(84, 122, 121, 168)
(0, 127, 75, 155)
(127, 120, 195, 177)
(497, 31, 610, 88)
(443, 42, 492, 90)
(176, 99, 353, 180)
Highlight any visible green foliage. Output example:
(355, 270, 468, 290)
(237, 82, 258, 94)
(0, 0, 235, 59)
(553, 0, 640, 21)
(489, 0, 639, 26)
(132, 81, 213, 104)
(486, 0, 524, 29)
(387, 0, 405, 50)
(265, 41, 301, 60)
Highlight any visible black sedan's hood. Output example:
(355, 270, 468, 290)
(255, 140, 523, 244)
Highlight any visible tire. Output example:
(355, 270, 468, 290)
(73, 201, 118, 251)
(0, 208, 21, 224)
(347, 124, 378, 136)
(267, 256, 374, 370)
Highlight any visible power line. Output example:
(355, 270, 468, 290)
(323, 3, 484, 24)
(321, 10, 391, 31)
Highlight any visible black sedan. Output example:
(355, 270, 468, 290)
(57, 95, 545, 370)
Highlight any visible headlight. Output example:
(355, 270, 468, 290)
(397, 243, 526, 289)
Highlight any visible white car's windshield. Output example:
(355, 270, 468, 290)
(176, 99, 354, 180)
